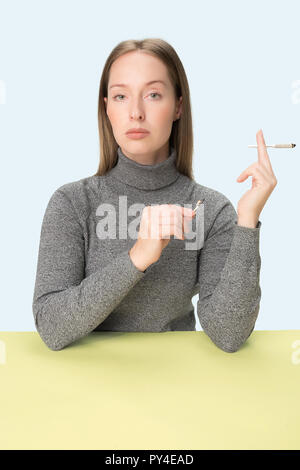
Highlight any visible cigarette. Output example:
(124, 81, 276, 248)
(248, 143, 296, 148)
(192, 199, 205, 213)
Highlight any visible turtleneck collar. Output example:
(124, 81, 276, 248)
(108, 145, 181, 190)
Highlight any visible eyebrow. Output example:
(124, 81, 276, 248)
(109, 80, 167, 90)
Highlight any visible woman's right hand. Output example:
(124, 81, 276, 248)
(129, 204, 195, 272)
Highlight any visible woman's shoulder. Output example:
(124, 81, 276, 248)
(54, 175, 102, 198)
(46, 175, 104, 222)
(187, 177, 234, 212)
(188, 180, 238, 243)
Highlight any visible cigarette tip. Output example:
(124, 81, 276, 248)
(192, 199, 205, 213)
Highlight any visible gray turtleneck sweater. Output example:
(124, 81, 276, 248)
(32, 145, 262, 352)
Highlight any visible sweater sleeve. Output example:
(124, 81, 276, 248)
(32, 189, 146, 351)
(196, 198, 262, 353)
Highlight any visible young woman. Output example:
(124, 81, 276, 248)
(32, 38, 277, 352)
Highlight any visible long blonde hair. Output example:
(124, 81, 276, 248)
(94, 38, 195, 180)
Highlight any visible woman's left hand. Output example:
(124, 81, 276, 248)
(236, 129, 277, 224)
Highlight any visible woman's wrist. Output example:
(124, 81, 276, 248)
(237, 215, 259, 228)
(128, 242, 152, 272)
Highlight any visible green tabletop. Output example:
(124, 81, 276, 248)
(0, 330, 299, 450)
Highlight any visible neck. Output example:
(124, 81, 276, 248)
(107, 144, 181, 191)
(119, 142, 170, 166)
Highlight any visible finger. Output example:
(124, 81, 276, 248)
(237, 161, 276, 185)
(160, 223, 184, 240)
(237, 163, 267, 184)
(182, 206, 194, 216)
(256, 129, 275, 175)
(175, 211, 185, 239)
(160, 205, 193, 239)
(159, 209, 183, 238)
(256, 162, 275, 183)
(179, 207, 194, 237)
(168, 206, 194, 229)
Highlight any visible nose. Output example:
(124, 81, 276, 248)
(129, 98, 145, 120)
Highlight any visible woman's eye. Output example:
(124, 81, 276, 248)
(149, 92, 161, 99)
(113, 94, 125, 101)
(113, 92, 162, 101)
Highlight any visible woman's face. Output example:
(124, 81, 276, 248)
(104, 50, 182, 159)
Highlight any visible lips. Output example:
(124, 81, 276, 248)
(126, 129, 149, 134)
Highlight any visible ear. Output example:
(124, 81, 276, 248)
(174, 96, 182, 120)
(103, 97, 108, 114)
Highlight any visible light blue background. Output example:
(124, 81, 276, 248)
(0, 0, 299, 331)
